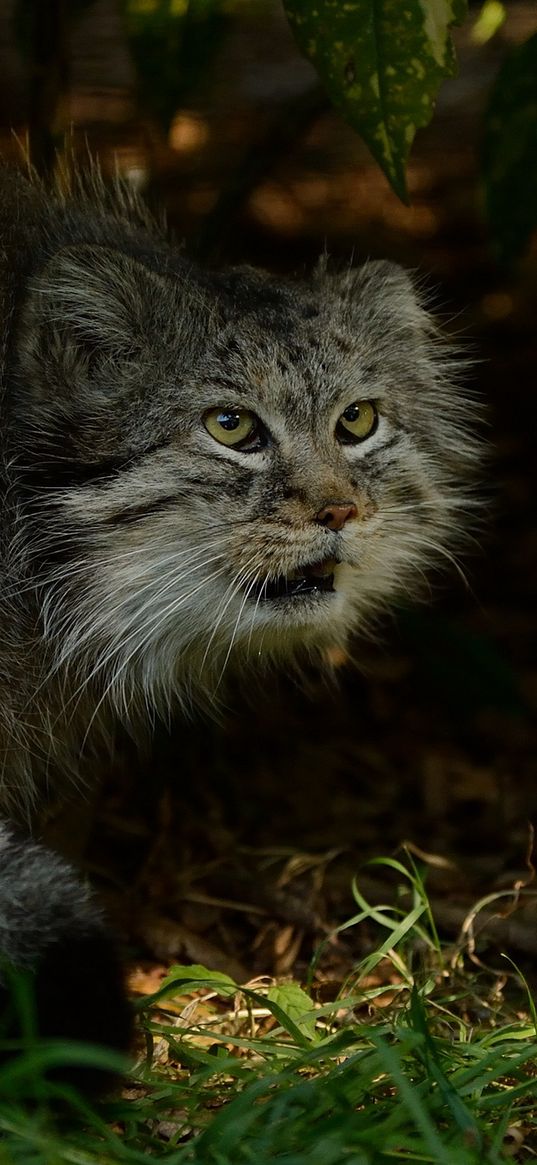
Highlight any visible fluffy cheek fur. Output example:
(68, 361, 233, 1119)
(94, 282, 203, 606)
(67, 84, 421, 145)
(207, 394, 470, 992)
(45, 443, 459, 721)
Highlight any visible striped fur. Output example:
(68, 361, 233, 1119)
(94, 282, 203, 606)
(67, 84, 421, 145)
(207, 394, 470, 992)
(0, 167, 481, 1070)
(0, 167, 481, 815)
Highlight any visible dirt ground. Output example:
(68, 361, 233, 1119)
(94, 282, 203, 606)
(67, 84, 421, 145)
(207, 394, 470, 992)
(2, 1, 537, 998)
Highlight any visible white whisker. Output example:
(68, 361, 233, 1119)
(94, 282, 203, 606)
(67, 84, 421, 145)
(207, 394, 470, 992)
(77, 564, 231, 750)
(215, 566, 262, 690)
(57, 551, 231, 724)
(199, 554, 264, 677)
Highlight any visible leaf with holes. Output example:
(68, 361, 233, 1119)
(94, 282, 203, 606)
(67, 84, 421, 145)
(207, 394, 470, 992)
(283, 0, 467, 201)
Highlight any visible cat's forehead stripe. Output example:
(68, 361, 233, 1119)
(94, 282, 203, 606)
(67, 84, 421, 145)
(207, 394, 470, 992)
(206, 322, 378, 410)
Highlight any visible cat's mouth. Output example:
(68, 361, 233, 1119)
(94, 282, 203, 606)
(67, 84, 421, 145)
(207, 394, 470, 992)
(252, 559, 338, 602)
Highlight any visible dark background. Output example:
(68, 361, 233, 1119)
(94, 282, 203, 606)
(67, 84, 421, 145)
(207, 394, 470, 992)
(2, 0, 537, 994)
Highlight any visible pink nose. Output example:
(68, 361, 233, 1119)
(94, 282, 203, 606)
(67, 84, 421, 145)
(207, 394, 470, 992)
(315, 502, 357, 531)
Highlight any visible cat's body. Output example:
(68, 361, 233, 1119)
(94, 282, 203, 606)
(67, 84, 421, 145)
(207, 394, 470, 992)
(0, 166, 478, 1076)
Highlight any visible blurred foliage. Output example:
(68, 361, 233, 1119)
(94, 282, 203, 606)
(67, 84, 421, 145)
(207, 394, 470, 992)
(10, 0, 537, 260)
(114, 0, 537, 259)
(120, 0, 231, 131)
(12, 0, 93, 57)
(482, 31, 537, 265)
(470, 0, 505, 45)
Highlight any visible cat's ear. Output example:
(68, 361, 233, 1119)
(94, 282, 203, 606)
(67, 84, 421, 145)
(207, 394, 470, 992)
(15, 245, 189, 403)
(315, 259, 431, 335)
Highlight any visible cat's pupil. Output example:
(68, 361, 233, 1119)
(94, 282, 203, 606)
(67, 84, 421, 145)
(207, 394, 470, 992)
(343, 404, 361, 423)
(218, 412, 241, 431)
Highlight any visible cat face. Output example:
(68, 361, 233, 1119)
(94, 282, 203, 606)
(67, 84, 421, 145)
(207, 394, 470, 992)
(11, 245, 478, 708)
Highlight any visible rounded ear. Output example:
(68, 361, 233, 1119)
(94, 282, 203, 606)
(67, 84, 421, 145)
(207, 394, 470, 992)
(13, 245, 188, 408)
(313, 258, 431, 334)
(21, 245, 168, 352)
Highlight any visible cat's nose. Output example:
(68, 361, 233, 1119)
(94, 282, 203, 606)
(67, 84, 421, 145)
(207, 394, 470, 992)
(315, 502, 357, 531)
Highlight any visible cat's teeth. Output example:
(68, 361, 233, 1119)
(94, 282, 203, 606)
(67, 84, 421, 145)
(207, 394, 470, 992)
(288, 558, 338, 581)
(256, 569, 336, 602)
(305, 558, 339, 578)
(250, 559, 340, 602)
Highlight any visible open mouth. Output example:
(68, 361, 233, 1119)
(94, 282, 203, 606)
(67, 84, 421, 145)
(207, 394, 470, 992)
(252, 559, 338, 602)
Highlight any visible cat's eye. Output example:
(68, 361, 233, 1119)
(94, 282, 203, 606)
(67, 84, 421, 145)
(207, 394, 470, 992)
(336, 400, 378, 444)
(203, 407, 264, 451)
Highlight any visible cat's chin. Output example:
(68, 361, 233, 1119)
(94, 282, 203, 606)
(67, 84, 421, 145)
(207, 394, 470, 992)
(251, 591, 338, 626)
(239, 587, 351, 649)
(216, 614, 352, 692)
(241, 561, 355, 632)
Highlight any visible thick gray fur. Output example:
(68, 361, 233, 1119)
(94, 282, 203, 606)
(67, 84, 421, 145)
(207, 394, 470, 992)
(0, 823, 102, 967)
(0, 165, 479, 1018)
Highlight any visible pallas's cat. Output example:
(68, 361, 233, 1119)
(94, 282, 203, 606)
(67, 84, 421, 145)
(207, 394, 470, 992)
(0, 168, 477, 1077)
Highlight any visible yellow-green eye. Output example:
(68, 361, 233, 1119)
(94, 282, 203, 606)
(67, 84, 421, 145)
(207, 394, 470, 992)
(203, 408, 260, 449)
(336, 400, 378, 444)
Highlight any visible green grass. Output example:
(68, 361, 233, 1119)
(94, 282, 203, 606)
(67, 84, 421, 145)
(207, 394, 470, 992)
(0, 855, 536, 1164)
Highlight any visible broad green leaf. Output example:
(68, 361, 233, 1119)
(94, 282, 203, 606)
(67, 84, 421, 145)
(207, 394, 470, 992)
(482, 31, 537, 264)
(137, 962, 238, 1008)
(160, 962, 237, 994)
(284, 0, 467, 200)
(267, 983, 317, 1040)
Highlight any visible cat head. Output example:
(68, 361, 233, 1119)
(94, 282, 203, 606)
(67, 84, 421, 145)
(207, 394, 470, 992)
(9, 238, 479, 713)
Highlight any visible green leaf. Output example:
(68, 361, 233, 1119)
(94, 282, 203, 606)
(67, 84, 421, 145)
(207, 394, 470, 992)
(408, 987, 483, 1148)
(284, 0, 467, 201)
(482, 31, 537, 264)
(267, 983, 317, 1041)
(161, 962, 238, 993)
(136, 963, 238, 1008)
